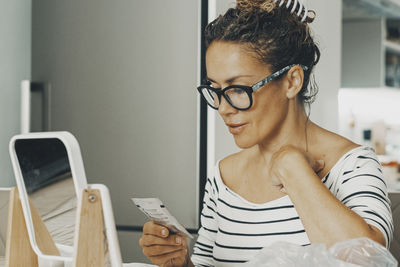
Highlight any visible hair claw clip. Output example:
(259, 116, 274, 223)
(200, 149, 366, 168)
(274, 0, 309, 22)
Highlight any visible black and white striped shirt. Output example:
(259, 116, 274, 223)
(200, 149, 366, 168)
(191, 146, 393, 266)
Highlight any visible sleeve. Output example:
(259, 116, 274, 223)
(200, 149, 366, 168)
(335, 148, 394, 248)
(191, 177, 218, 266)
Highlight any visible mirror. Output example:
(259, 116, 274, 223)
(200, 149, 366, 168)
(14, 138, 77, 255)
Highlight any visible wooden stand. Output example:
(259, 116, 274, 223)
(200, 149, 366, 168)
(5, 187, 39, 267)
(73, 189, 105, 266)
(4, 187, 106, 267)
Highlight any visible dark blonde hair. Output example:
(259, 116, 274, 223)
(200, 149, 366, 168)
(204, 0, 320, 104)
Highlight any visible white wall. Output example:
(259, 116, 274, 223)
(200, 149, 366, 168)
(32, 0, 200, 228)
(308, 0, 342, 133)
(210, 0, 343, 170)
(31, 0, 200, 262)
(0, 0, 31, 186)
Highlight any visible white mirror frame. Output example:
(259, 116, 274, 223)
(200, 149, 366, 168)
(9, 131, 88, 263)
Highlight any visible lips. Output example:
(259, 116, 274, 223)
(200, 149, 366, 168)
(226, 123, 247, 135)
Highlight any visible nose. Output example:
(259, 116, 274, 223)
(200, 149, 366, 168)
(218, 95, 237, 116)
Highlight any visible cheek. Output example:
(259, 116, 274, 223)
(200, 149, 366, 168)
(252, 84, 287, 111)
(248, 91, 289, 134)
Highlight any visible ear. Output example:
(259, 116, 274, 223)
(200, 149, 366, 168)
(285, 65, 305, 99)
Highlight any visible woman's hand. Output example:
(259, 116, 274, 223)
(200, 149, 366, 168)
(269, 145, 325, 191)
(139, 221, 190, 267)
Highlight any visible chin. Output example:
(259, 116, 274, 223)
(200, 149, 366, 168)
(232, 135, 257, 149)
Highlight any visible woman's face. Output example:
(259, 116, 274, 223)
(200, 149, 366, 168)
(205, 41, 290, 149)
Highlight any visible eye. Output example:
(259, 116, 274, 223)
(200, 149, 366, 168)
(230, 87, 247, 94)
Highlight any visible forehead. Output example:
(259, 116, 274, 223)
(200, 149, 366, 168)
(205, 41, 269, 79)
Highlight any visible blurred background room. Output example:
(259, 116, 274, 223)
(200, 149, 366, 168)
(0, 0, 399, 263)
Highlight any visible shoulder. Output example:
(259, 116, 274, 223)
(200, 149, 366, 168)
(314, 129, 360, 178)
(321, 130, 376, 169)
(340, 146, 381, 172)
(219, 149, 250, 187)
(329, 145, 384, 189)
(323, 128, 360, 155)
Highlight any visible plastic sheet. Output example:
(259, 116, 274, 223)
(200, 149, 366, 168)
(246, 238, 398, 267)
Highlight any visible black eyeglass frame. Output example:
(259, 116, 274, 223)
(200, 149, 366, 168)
(197, 64, 309, 111)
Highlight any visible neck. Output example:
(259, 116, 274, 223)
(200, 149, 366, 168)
(254, 99, 314, 163)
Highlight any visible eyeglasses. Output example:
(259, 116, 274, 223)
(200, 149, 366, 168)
(197, 64, 308, 111)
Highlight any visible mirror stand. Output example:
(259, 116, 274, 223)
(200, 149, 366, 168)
(5, 187, 40, 266)
(5, 187, 106, 267)
(73, 188, 105, 266)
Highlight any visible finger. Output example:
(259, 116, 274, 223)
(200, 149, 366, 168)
(170, 255, 188, 267)
(143, 221, 169, 237)
(151, 249, 187, 267)
(314, 159, 325, 173)
(142, 244, 184, 257)
(162, 259, 173, 267)
(140, 233, 184, 247)
(180, 234, 188, 247)
(149, 247, 188, 267)
(302, 150, 324, 173)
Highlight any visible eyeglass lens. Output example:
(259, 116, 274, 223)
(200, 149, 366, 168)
(201, 87, 250, 109)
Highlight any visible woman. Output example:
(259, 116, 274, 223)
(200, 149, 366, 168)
(139, 0, 393, 266)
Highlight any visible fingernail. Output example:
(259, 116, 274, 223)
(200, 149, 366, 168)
(161, 228, 167, 236)
(176, 236, 181, 244)
(317, 159, 324, 166)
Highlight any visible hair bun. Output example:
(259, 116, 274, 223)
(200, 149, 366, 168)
(237, 0, 276, 13)
(236, 0, 315, 23)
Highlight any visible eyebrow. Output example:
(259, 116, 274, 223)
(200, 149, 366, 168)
(206, 74, 255, 84)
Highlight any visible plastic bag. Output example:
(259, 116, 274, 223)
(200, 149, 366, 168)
(329, 237, 398, 267)
(246, 238, 397, 267)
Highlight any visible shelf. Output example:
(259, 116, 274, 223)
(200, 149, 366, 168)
(384, 40, 400, 53)
(343, 0, 400, 19)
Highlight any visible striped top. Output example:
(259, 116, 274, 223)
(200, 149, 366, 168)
(191, 146, 393, 266)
